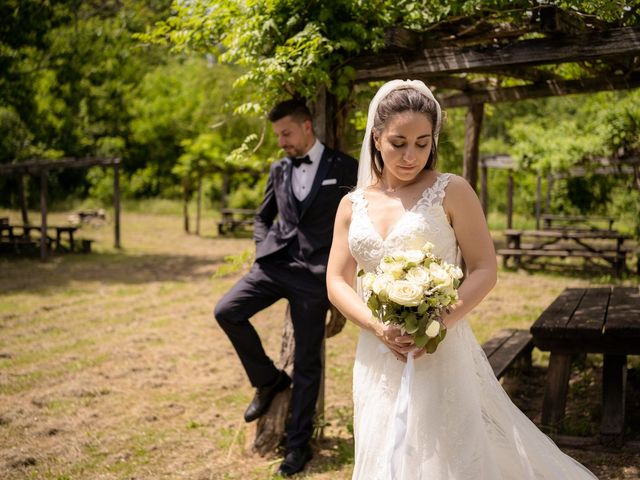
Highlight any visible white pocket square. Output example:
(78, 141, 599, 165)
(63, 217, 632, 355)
(322, 178, 337, 186)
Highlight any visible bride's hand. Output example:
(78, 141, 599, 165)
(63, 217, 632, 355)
(374, 323, 416, 362)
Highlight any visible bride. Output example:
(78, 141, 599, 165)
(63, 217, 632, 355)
(325, 80, 597, 479)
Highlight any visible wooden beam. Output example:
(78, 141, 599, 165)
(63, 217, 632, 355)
(481, 154, 514, 169)
(353, 26, 640, 81)
(439, 73, 640, 108)
(0, 157, 121, 175)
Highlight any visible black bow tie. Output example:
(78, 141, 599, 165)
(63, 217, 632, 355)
(291, 155, 312, 168)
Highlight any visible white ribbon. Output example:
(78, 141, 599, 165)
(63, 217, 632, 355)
(388, 351, 415, 480)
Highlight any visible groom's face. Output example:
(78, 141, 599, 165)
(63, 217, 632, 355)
(271, 115, 314, 158)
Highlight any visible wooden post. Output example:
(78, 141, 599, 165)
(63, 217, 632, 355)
(462, 103, 484, 192)
(541, 352, 572, 432)
(313, 86, 334, 147)
(545, 174, 553, 214)
(480, 163, 488, 216)
(113, 162, 121, 249)
(40, 171, 48, 260)
(18, 175, 29, 225)
(535, 174, 542, 230)
(312, 86, 348, 150)
(601, 354, 627, 446)
(506, 172, 514, 229)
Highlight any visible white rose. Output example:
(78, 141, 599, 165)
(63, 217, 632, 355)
(361, 272, 376, 292)
(429, 263, 453, 287)
(401, 249, 425, 265)
(387, 280, 423, 307)
(405, 266, 431, 286)
(446, 264, 464, 280)
(380, 258, 405, 278)
(372, 273, 395, 295)
(425, 320, 441, 338)
(421, 242, 435, 254)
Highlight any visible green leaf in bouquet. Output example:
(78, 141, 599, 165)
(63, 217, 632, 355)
(413, 333, 429, 348)
(367, 295, 380, 312)
(417, 315, 428, 333)
(438, 327, 447, 342)
(357, 269, 365, 277)
(378, 290, 389, 303)
(425, 338, 439, 354)
(404, 312, 419, 334)
(417, 301, 428, 315)
(382, 310, 395, 323)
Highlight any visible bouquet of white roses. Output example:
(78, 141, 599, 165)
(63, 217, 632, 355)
(360, 242, 463, 354)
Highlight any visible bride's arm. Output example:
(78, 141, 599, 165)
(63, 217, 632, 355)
(326, 196, 377, 331)
(441, 175, 498, 328)
(327, 195, 414, 361)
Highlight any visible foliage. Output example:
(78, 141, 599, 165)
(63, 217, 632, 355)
(142, 0, 639, 113)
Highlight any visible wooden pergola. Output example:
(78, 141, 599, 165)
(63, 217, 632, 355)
(0, 157, 122, 259)
(314, 6, 640, 193)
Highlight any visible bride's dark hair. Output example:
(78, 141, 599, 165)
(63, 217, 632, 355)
(369, 87, 440, 181)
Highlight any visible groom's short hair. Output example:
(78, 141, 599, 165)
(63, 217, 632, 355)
(268, 99, 312, 124)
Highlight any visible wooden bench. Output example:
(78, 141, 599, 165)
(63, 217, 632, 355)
(482, 328, 533, 379)
(80, 239, 94, 253)
(217, 208, 256, 235)
(541, 214, 615, 232)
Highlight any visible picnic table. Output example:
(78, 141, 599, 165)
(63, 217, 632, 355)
(15, 224, 79, 251)
(530, 286, 640, 445)
(498, 228, 629, 276)
(217, 208, 256, 235)
(0, 217, 15, 242)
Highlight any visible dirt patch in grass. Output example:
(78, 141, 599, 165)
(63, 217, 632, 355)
(0, 209, 638, 479)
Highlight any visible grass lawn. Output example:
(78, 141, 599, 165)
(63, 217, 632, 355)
(0, 205, 638, 479)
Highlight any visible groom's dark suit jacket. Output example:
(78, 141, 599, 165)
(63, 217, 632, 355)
(254, 145, 358, 280)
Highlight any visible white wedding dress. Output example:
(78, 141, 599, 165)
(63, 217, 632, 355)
(347, 173, 597, 480)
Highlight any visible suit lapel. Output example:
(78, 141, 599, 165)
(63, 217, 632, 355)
(299, 147, 333, 217)
(281, 158, 300, 219)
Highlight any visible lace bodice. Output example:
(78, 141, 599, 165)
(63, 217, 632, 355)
(348, 173, 458, 273)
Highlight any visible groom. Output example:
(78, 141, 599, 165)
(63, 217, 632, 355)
(214, 99, 358, 476)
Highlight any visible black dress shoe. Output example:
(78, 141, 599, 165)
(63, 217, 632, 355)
(243, 371, 291, 422)
(276, 445, 312, 477)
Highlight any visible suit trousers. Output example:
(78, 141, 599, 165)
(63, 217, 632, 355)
(214, 253, 329, 449)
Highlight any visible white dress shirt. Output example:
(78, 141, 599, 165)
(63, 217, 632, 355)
(291, 139, 324, 202)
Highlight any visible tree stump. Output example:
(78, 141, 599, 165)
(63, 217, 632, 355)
(251, 304, 346, 455)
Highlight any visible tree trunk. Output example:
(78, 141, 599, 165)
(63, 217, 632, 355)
(183, 185, 190, 234)
(196, 176, 202, 236)
(113, 163, 121, 249)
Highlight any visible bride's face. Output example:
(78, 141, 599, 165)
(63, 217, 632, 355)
(374, 111, 433, 182)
